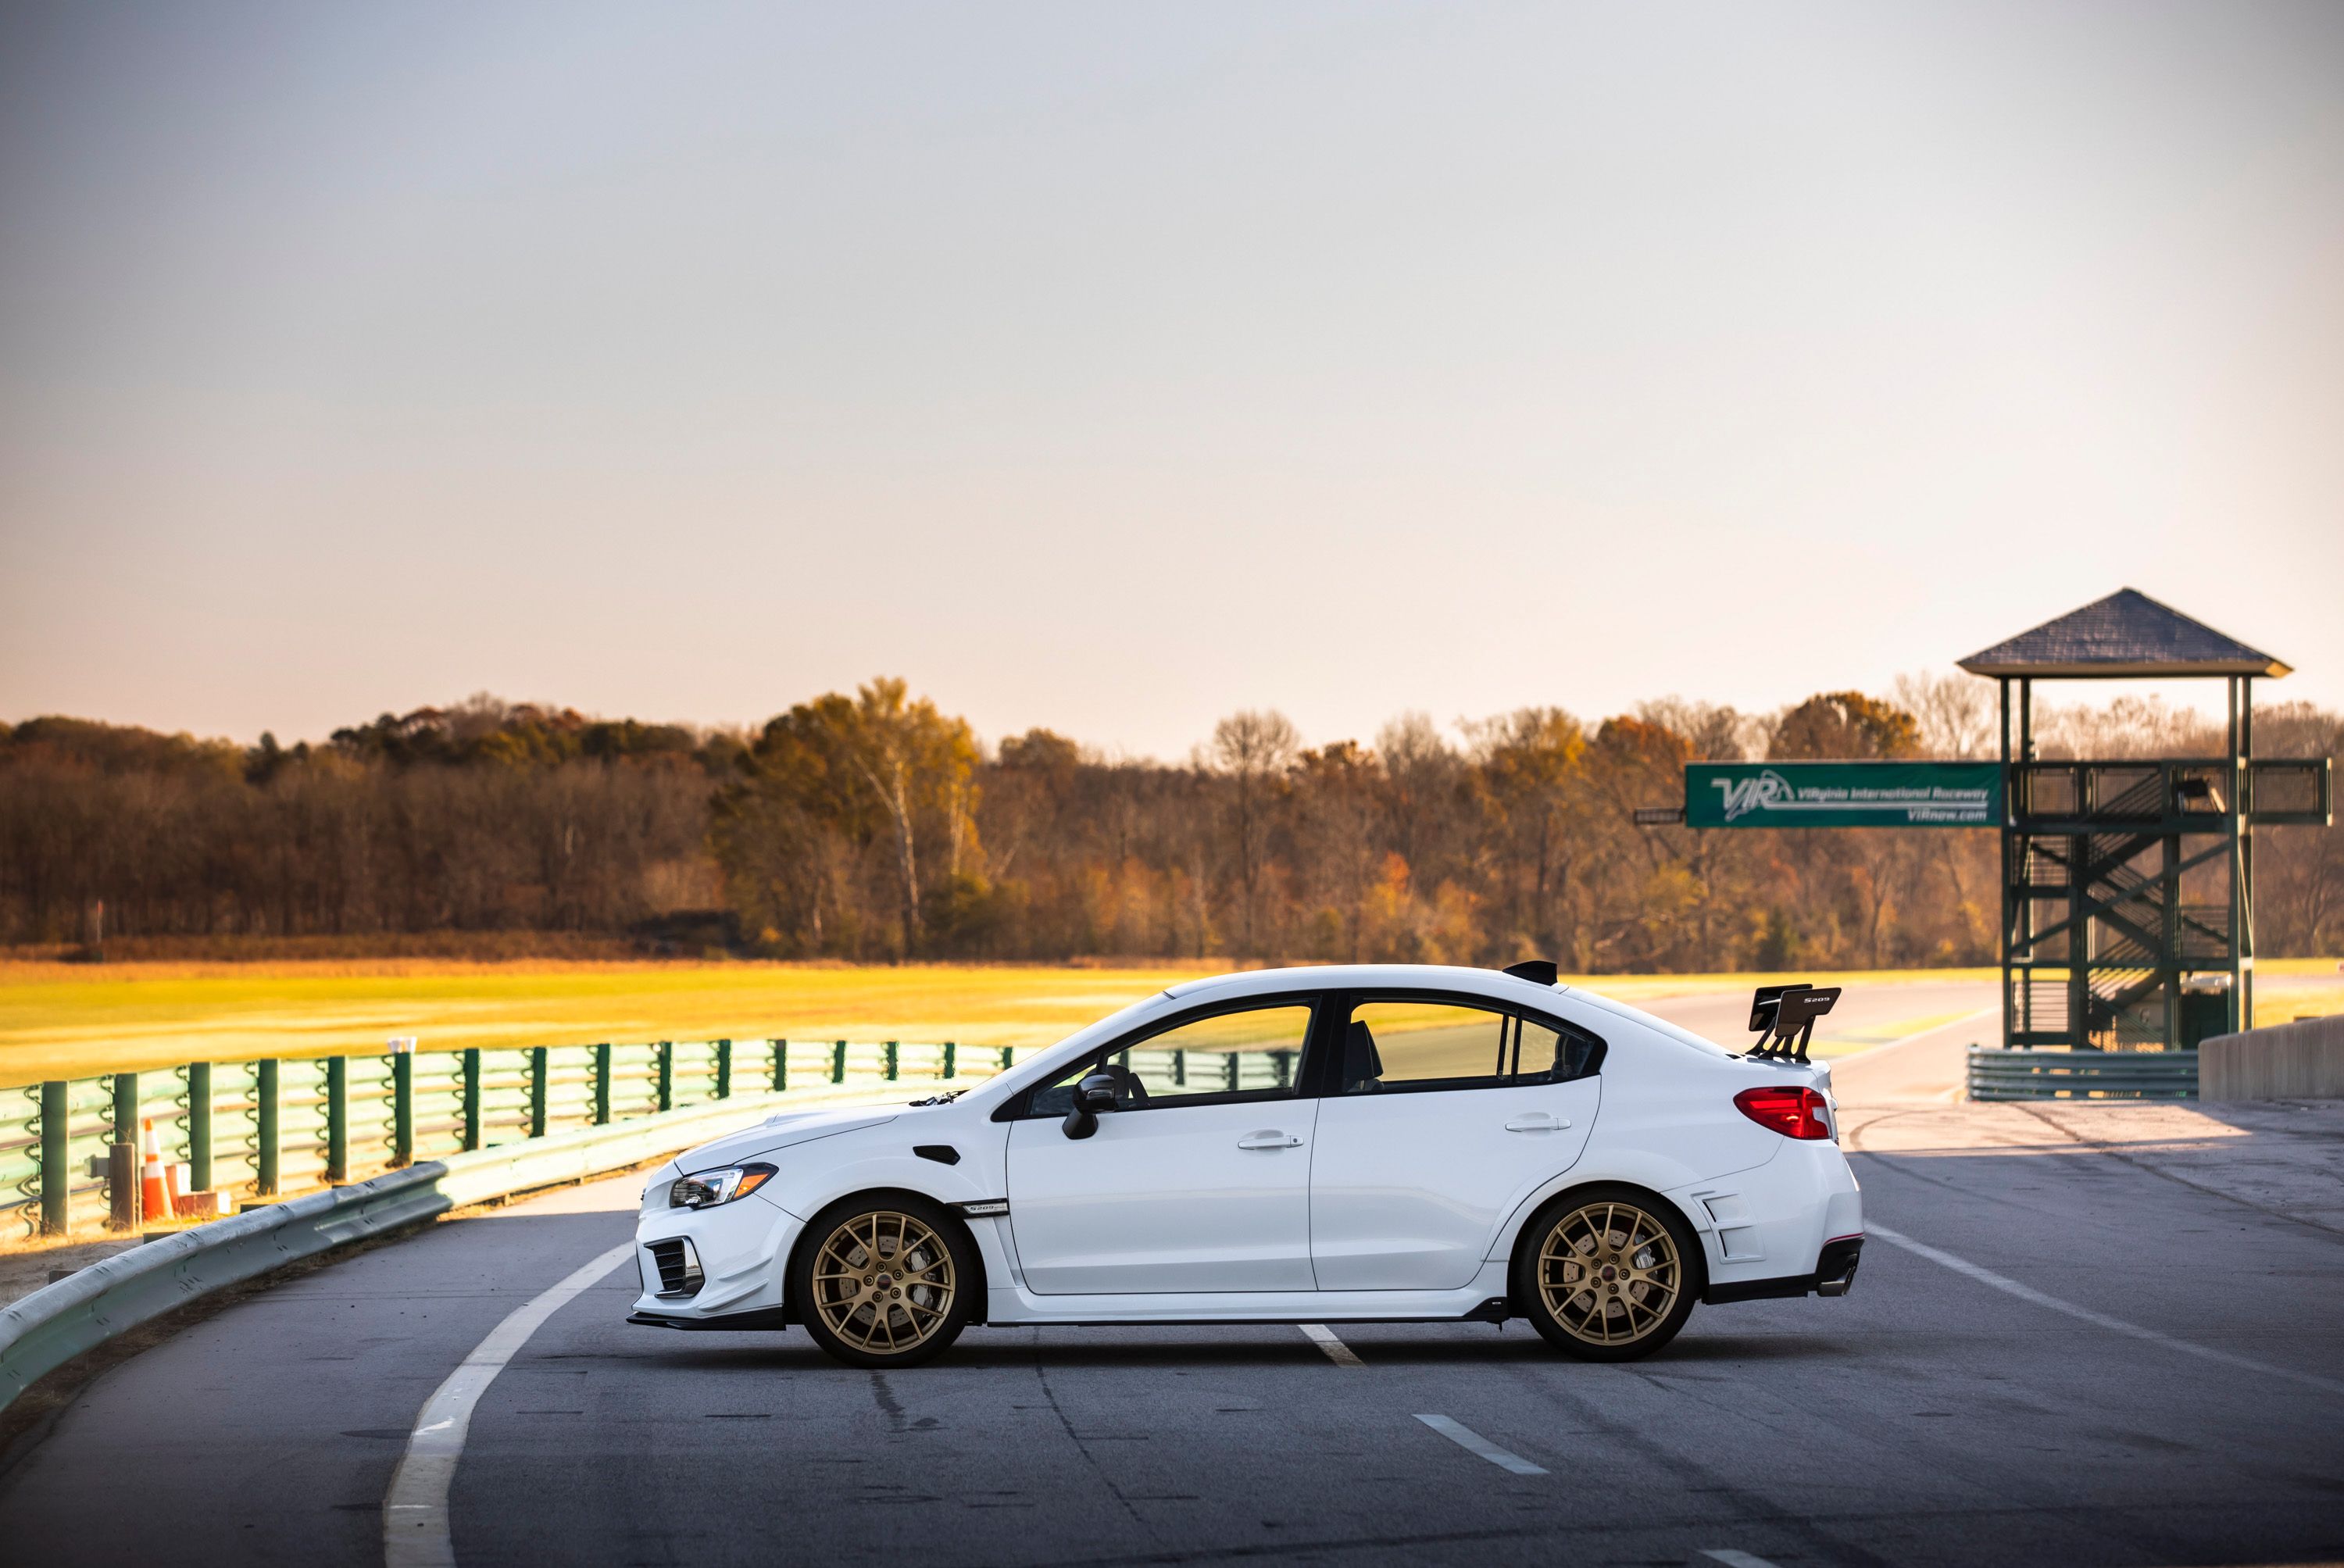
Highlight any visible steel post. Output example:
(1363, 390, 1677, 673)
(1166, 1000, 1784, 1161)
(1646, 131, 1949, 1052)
(461, 1048, 482, 1152)
(833, 1040, 848, 1084)
(529, 1045, 549, 1138)
(771, 1038, 787, 1093)
(391, 1051, 413, 1166)
(656, 1041, 673, 1112)
(715, 1038, 731, 1100)
(592, 1043, 612, 1125)
(188, 1061, 213, 1193)
(39, 1080, 69, 1236)
(325, 1056, 348, 1184)
(256, 1059, 280, 1195)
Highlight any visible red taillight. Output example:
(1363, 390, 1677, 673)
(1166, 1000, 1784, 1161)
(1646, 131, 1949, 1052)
(1735, 1084, 1832, 1140)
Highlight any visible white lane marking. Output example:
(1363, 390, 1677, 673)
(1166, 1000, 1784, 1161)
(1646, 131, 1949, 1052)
(1300, 1323, 1363, 1366)
(1413, 1413, 1548, 1475)
(382, 1241, 634, 1566)
(1867, 1223, 2344, 1398)
(1701, 1552, 1781, 1567)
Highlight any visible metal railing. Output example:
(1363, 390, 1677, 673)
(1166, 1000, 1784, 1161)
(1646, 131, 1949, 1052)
(1967, 1045, 2199, 1101)
(4, 1035, 1016, 1238)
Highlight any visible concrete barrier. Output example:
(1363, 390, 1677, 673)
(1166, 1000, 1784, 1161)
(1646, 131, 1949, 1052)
(2200, 1013, 2344, 1100)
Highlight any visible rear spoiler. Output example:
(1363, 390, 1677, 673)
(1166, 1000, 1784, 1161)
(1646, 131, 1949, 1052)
(1745, 984, 1840, 1065)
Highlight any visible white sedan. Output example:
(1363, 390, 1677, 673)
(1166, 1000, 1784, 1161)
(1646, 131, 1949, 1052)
(628, 963, 1864, 1366)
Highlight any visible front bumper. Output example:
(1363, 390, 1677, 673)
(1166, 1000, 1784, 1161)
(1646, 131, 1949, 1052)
(629, 1187, 802, 1321)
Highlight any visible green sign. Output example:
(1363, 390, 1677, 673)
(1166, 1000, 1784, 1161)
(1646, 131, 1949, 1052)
(1685, 761, 2003, 829)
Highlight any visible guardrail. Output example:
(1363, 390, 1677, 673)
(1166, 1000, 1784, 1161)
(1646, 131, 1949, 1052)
(0, 1077, 924, 1413)
(5, 1036, 1013, 1238)
(1966, 1045, 2199, 1101)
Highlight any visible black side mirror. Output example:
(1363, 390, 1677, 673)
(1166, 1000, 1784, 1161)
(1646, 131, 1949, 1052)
(1062, 1073, 1120, 1140)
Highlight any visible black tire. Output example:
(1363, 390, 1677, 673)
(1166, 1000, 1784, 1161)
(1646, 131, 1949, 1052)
(1512, 1184, 1701, 1362)
(791, 1193, 978, 1368)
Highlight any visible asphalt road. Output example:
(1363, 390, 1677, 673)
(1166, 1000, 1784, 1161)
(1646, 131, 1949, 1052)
(4, 984, 2341, 1568)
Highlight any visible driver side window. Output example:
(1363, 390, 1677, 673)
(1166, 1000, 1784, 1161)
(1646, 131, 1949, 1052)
(1030, 1002, 1316, 1116)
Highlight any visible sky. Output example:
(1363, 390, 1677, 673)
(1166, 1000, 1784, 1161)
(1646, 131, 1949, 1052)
(2, 1, 2340, 760)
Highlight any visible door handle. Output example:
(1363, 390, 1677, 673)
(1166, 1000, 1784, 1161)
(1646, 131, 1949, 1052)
(1237, 1132, 1303, 1149)
(1504, 1114, 1569, 1133)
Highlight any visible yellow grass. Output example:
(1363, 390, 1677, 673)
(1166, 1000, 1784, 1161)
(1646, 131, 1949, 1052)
(5, 955, 2331, 1089)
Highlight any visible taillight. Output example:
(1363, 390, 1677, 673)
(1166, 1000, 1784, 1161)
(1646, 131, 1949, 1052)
(1735, 1084, 1832, 1140)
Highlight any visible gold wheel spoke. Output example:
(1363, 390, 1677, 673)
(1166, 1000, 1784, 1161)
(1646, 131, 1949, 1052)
(813, 1210, 957, 1355)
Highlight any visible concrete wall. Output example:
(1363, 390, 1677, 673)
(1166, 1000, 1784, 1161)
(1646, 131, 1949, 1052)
(2200, 1013, 2344, 1100)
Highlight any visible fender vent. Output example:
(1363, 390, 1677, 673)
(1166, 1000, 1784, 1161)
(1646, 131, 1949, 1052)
(646, 1238, 703, 1298)
(914, 1145, 960, 1165)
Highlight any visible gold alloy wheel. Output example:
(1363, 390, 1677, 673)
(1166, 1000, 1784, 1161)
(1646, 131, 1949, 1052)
(1535, 1200, 1681, 1347)
(809, 1209, 958, 1356)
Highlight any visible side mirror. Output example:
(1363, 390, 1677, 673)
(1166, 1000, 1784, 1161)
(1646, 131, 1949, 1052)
(1062, 1073, 1120, 1140)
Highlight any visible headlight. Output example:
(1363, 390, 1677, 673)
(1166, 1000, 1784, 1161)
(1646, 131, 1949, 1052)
(669, 1162, 777, 1209)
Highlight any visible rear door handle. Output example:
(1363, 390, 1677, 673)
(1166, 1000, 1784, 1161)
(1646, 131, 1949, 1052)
(1505, 1114, 1569, 1133)
(1237, 1132, 1304, 1149)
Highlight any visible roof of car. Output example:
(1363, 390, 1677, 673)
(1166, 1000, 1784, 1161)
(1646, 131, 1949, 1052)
(1161, 964, 1563, 1002)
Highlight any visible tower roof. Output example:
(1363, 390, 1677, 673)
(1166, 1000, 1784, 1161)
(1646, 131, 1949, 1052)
(1958, 588, 2290, 680)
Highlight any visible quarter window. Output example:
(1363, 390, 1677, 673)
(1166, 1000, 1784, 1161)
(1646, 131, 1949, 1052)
(1029, 1002, 1315, 1116)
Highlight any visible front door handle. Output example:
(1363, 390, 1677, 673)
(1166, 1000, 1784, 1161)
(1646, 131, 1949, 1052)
(1237, 1132, 1304, 1149)
(1504, 1114, 1569, 1133)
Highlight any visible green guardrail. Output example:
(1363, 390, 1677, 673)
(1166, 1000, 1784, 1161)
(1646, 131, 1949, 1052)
(4, 1037, 1019, 1239)
(1967, 1045, 2199, 1101)
(0, 1076, 962, 1413)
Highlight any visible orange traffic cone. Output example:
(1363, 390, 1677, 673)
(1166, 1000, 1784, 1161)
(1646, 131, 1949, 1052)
(140, 1118, 175, 1222)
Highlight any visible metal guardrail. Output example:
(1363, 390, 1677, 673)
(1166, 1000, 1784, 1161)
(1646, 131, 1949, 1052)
(0, 1075, 933, 1413)
(1967, 1045, 2199, 1101)
(5, 1036, 1013, 1238)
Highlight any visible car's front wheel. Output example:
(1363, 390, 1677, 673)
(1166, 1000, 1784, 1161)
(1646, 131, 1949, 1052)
(791, 1195, 977, 1367)
(1514, 1187, 1699, 1361)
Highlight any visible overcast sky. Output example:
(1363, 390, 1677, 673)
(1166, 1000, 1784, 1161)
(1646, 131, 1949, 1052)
(2, 2, 2339, 759)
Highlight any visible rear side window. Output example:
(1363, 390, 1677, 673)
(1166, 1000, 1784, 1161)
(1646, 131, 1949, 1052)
(1339, 996, 1603, 1095)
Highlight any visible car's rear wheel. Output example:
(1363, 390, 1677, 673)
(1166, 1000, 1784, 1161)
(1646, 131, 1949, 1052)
(1514, 1187, 1699, 1361)
(791, 1195, 975, 1367)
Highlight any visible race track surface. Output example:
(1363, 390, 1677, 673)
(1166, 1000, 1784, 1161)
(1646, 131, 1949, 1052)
(4, 980, 2340, 1568)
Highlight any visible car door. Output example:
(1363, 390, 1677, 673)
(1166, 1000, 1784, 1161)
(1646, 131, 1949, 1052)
(1005, 995, 1324, 1295)
(1309, 993, 1603, 1291)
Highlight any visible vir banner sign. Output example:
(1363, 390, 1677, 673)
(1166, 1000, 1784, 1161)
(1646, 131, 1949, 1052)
(1685, 762, 2003, 829)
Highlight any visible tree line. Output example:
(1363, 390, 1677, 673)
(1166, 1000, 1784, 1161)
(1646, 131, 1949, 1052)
(2, 679, 2337, 969)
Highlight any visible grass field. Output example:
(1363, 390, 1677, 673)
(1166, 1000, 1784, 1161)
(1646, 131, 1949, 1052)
(2, 956, 2334, 1088)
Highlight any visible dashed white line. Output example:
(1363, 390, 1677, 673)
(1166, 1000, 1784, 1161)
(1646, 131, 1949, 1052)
(383, 1241, 634, 1567)
(1300, 1323, 1363, 1366)
(1867, 1223, 2344, 1398)
(1413, 1413, 1548, 1475)
(1700, 1551, 1781, 1568)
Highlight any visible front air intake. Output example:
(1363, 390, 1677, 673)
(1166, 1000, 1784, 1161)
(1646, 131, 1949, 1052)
(646, 1238, 704, 1298)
